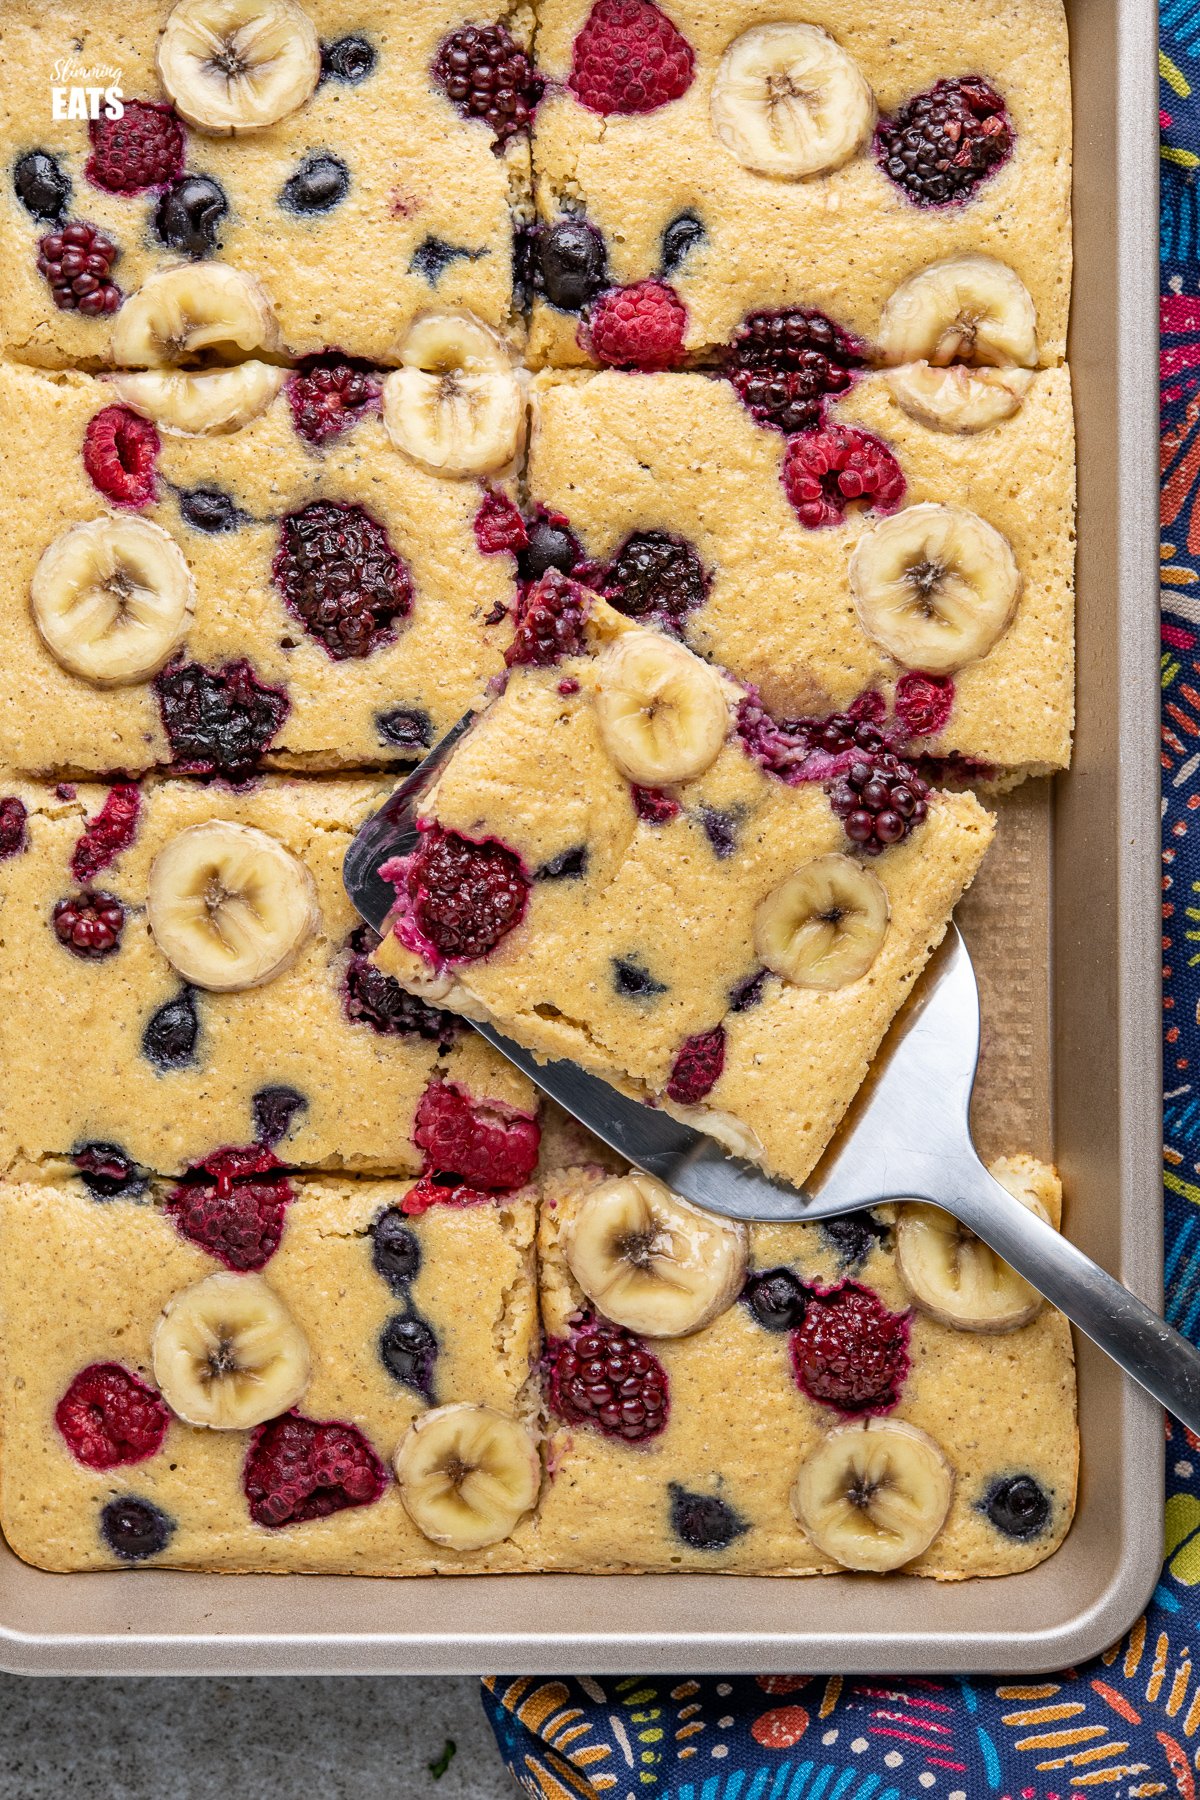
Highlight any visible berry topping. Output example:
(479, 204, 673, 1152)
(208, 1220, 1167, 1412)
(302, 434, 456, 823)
(154, 173, 228, 258)
(141, 987, 200, 1071)
(781, 423, 906, 529)
(14, 150, 71, 223)
(53, 890, 124, 959)
(379, 1313, 439, 1398)
(87, 101, 184, 195)
(399, 1175, 493, 1216)
(981, 1473, 1052, 1540)
(342, 927, 460, 1042)
(725, 307, 864, 434)
(154, 657, 290, 782)
(876, 76, 1014, 208)
(37, 221, 121, 315)
(790, 1283, 910, 1413)
(252, 1085, 308, 1147)
(632, 786, 681, 824)
(82, 405, 160, 509)
(165, 1163, 295, 1273)
(669, 1483, 749, 1550)
(72, 1141, 148, 1201)
(537, 845, 588, 880)
(505, 568, 591, 667)
(830, 754, 929, 854)
(516, 512, 583, 582)
(602, 529, 708, 629)
(742, 1267, 808, 1332)
(71, 783, 140, 882)
(894, 671, 955, 739)
(100, 1495, 174, 1561)
(179, 486, 241, 533)
(414, 1080, 540, 1189)
(585, 279, 687, 369)
(660, 211, 705, 275)
(273, 500, 413, 661)
(613, 955, 667, 997)
(432, 23, 543, 149)
(286, 352, 382, 445)
(397, 824, 530, 961)
(321, 35, 377, 84)
(243, 1414, 389, 1528)
(539, 217, 608, 312)
(666, 1024, 726, 1104)
(56, 1363, 169, 1469)
(820, 1212, 891, 1269)
(737, 691, 906, 786)
(569, 0, 695, 114)
(280, 153, 350, 214)
(547, 1317, 669, 1441)
(376, 707, 433, 752)
(0, 797, 28, 859)
(371, 1210, 422, 1291)
(474, 489, 528, 556)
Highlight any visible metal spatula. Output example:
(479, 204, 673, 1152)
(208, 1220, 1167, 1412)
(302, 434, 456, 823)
(345, 728, 1200, 1432)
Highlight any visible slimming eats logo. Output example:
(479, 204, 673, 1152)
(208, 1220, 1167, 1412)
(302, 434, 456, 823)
(50, 58, 124, 121)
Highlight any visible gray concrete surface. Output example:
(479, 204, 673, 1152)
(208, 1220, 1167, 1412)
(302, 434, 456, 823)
(0, 1674, 518, 1797)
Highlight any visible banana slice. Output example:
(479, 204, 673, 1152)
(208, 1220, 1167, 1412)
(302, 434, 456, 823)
(754, 853, 889, 991)
(878, 256, 1039, 370)
(886, 363, 1034, 434)
(157, 0, 321, 134)
(850, 502, 1021, 675)
(896, 1161, 1052, 1332)
(147, 821, 319, 992)
(563, 1173, 748, 1338)
(153, 1272, 310, 1429)
(594, 632, 728, 787)
(383, 311, 524, 477)
(791, 1419, 954, 1572)
(710, 23, 874, 179)
(112, 362, 286, 436)
(394, 1403, 540, 1552)
(111, 264, 281, 369)
(31, 516, 195, 688)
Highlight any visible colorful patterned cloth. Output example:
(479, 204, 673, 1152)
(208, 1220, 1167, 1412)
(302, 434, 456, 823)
(481, 20, 1200, 1798)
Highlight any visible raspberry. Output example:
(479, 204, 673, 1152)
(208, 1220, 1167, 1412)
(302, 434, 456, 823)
(165, 1167, 296, 1272)
(72, 1141, 147, 1200)
(781, 423, 906, 529)
(82, 406, 160, 508)
(602, 530, 708, 629)
(876, 76, 1013, 207)
(789, 1283, 910, 1413)
(399, 823, 530, 960)
(243, 1413, 389, 1528)
(414, 1080, 540, 1189)
(474, 488, 528, 556)
(0, 797, 27, 859)
(666, 1024, 726, 1103)
(37, 221, 121, 315)
(273, 500, 413, 660)
(86, 100, 185, 194)
(894, 671, 955, 739)
(154, 658, 290, 782)
(432, 23, 543, 149)
(55, 1363, 170, 1469)
(505, 569, 591, 667)
(585, 279, 687, 369)
(400, 1174, 493, 1216)
(193, 1143, 282, 1190)
(53, 890, 124, 959)
(725, 308, 865, 434)
(71, 783, 140, 882)
(286, 352, 382, 445)
(569, 0, 695, 114)
(252, 1085, 307, 1148)
(547, 1317, 669, 1442)
(830, 754, 929, 854)
(342, 926, 461, 1042)
(632, 785, 681, 824)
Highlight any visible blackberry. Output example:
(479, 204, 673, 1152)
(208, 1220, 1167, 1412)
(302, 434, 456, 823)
(725, 307, 864, 433)
(280, 153, 350, 214)
(432, 23, 544, 150)
(548, 1318, 669, 1442)
(342, 928, 460, 1042)
(742, 1267, 808, 1333)
(179, 487, 241, 533)
(0, 797, 28, 859)
(321, 35, 377, 84)
(379, 1312, 438, 1399)
(286, 352, 381, 444)
(371, 1209, 422, 1292)
(14, 150, 71, 223)
(981, 1473, 1052, 1540)
(376, 706, 432, 751)
(154, 657, 290, 781)
(252, 1085, 307, 1147)
(405, 826, 529, 960)
(72, 1142, 148, 1201)
(660, 210, 705, 275)
(602, 529, 708, 628)
(830, 755, 929, 855)
(86, 101, 185, 195)
(876, 76, 1013, 207)
(538, 217, 608, 311)
(53, 891, 124, 959)
(668, 1483, 748, 1551)
(154, 174, 228, 258)
(665, 1024, 726, 1103)
(516, 512, 582, 582)
(141, 988, 200, 1071)
(100, 1496, 174, 1562)
(273, 500, 413, 660)
(505, 569, 591, 666)
(37, 222, 121, 315)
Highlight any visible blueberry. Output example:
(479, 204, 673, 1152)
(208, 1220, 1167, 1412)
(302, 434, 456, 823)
(100, 1496, 174, 1562)
(14, 150, 71, 223)
(820, 1213, 891, 1269)
(252, 1085, 307, 1147)
(700, 807, 739, 859)
(613, 957, 667, 998)
(537, 846, 587, 880)
(321, 35, 377, 84)
(141, 988, 200, 1071)
(741, 1267, 807, 1332)
(179, 487, 241, 533)
(371, 1209, 422, 1292)
(539, 218, 607, 312)
(409, 235, 476, 284)
(729, 969, 766, 1012)
(668, 1483, 748, 1551)
(280, 154, 350, 215)
(154, 174, 228, 258)
(72, 1141, 148, 1201)
(376, 707, 432, 751)
(660, 211, 705, 275)
(379, 1312, 438, 1399)
(981, 1474, 1052, 1541)
(516, 519, 581, 583)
